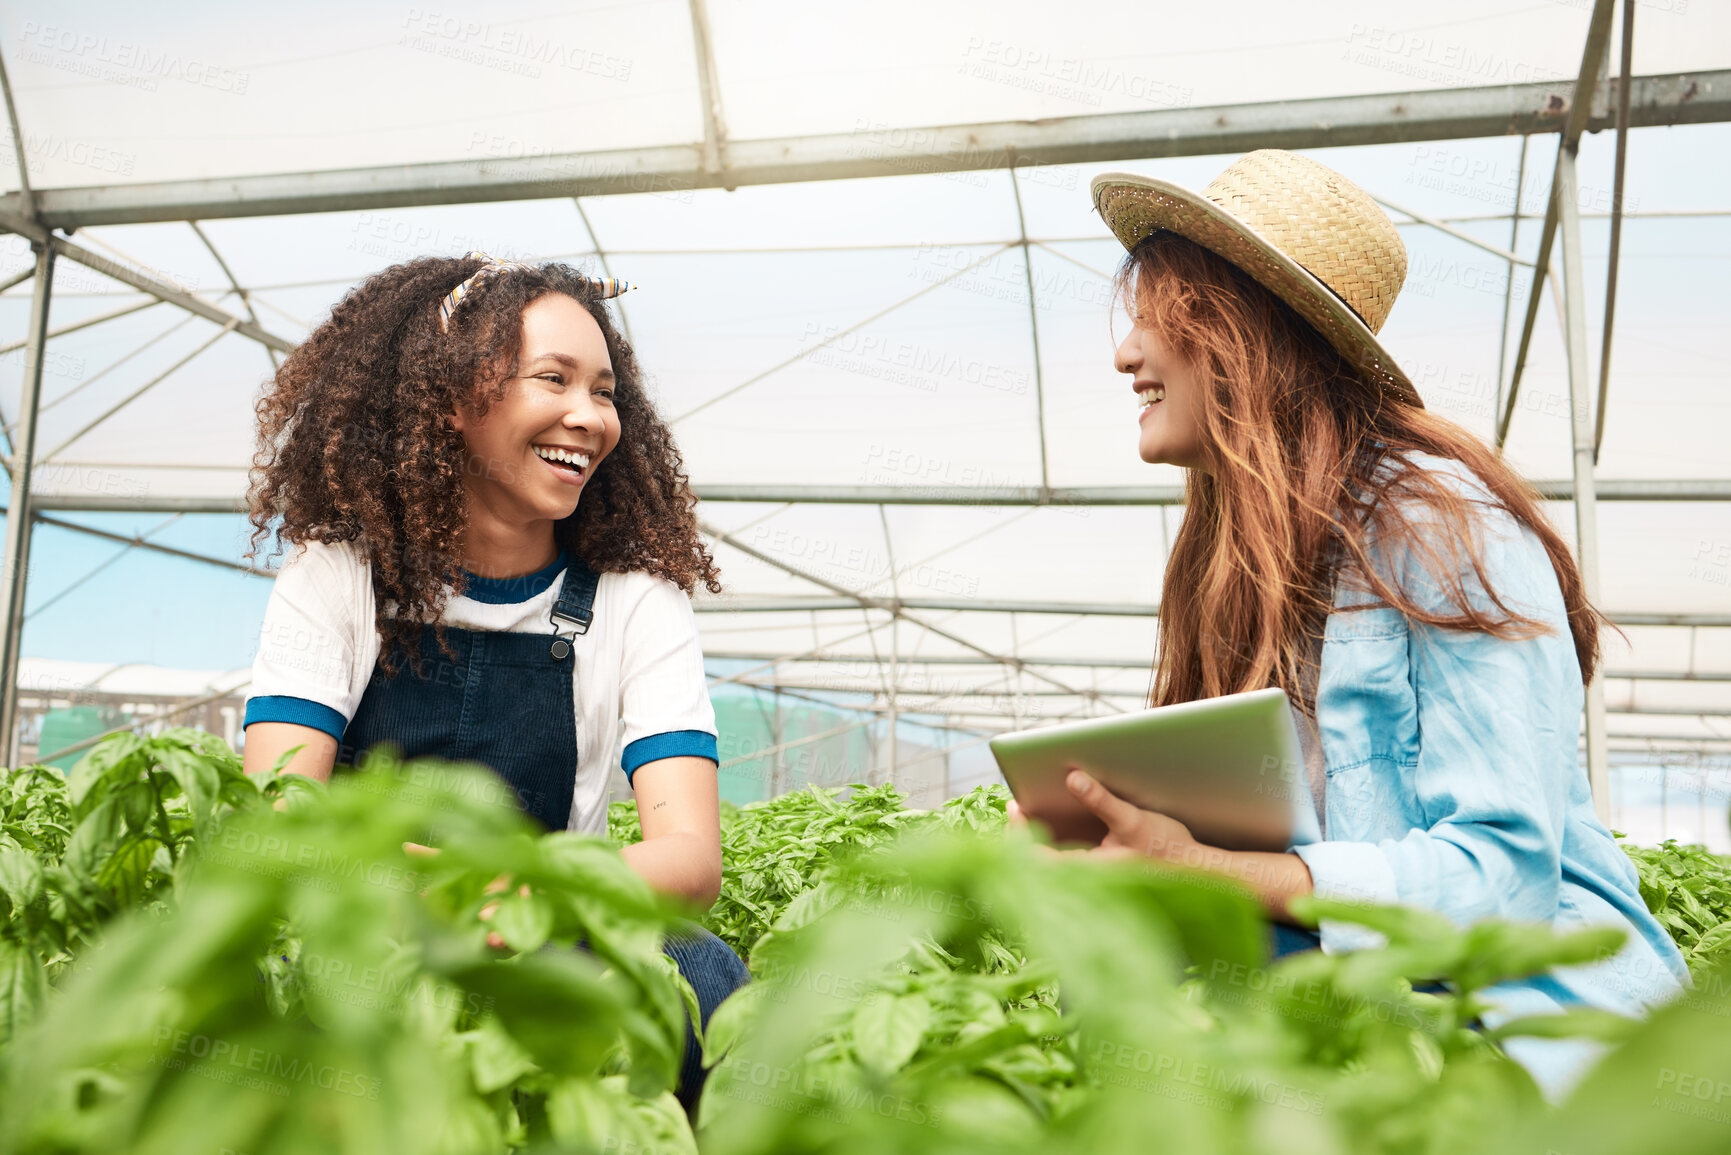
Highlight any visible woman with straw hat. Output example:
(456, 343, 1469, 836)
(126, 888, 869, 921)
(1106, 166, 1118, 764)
(1053, 150, 1685, 1096)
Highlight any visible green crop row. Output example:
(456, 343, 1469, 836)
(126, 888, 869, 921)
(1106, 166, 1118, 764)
(0, 735, 1728, 1154)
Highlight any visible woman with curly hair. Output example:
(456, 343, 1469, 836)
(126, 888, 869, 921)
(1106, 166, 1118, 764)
(1040, 152, 1685, 1097)
(240, 252, 742, 1104)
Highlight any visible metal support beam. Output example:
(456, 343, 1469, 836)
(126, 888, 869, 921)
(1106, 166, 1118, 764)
(1558, 145, 1612, 821)
(572, 198, 633, 345)
(686, 0, 730, 181)
(1494, 137, 1529, 421)
(697, 594, 1731, 628)
(0, 47, 34, 225)
(879, 505, 899, 783)
(189, 221, 277, 371)
(0, 210, 294, 357)
(40, 318, 239, 462)
(12, 476, 1731, 515)
(31, 513, 273, 578)
(1497, 0, 1617, 448)
(686, 479, 1731, 505)
(5, 313, 198, 443)
(0, 297, 159, 357)
(0, 244, 53, 761)
(4, 475, 1728, 514)
(699, 595, 1157, 616)
(704, 650, 1731, 683)
(10, 70, 1727, 228)
(1007, 149, 1050, 492)
(699, 518, 1115, 706)
(1373, 195, 1533, 267)
(672, 243, 1015, 423)
(1596, 0, 1635, 462)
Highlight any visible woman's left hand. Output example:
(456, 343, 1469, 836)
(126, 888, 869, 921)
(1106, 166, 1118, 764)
(404, 842, 517, 950)
(1064, 768, 1211, 867)
(1061, 768, 1314, 921)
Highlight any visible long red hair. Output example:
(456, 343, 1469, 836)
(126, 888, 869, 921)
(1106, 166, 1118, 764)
(1123, 232, 1603, 710)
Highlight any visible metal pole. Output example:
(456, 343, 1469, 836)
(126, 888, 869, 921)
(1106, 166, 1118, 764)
(12, 70, 1724, 228)
(1595, 0, 1636, 462)
(770, 680, 783, 795)
(1497, 0, 1617, 449)
(685, 0, 729, 180)
(1007, 148, 1050, 493)
(1556, 148, 1611, 822)
(1493, 137, 1528, 421)
(887, 617, 898, 788)
(878, 505, 899, 787)
(0, 244, 55, 762)
(943, 715, 952, 800)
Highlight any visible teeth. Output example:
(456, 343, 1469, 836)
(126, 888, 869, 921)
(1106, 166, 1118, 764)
(1137, 386, 1165, 409)
(534, 446, 591, 469)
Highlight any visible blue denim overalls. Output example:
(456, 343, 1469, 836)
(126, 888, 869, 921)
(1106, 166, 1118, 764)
(338, 554, 746, 1111)
(340, 557, 600, 830)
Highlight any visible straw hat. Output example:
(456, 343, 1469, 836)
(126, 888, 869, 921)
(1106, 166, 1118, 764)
(1092, 150, 1420, 406)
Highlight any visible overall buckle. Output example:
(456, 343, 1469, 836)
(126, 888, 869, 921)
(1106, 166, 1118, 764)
(550, 606, 592, 637)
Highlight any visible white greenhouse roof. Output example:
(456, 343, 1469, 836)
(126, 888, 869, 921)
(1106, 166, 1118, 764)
(0, 0, 1727, 763)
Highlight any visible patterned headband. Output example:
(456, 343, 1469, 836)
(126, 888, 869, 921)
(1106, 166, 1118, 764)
(436, 250, 633, 333)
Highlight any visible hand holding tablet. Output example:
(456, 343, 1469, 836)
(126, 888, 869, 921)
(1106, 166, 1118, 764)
(989, 687, 1320, 852)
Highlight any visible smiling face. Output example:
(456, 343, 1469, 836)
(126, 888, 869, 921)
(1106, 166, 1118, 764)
(1114, 315, 1210, 471)
(450, 292, 622, 530)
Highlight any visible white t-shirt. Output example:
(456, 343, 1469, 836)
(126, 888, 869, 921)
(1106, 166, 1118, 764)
(244, 540, 717, 835)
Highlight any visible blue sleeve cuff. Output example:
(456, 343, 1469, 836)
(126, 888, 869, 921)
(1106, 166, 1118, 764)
(244, 695, 348, 742)
(621, 730, 718, 784)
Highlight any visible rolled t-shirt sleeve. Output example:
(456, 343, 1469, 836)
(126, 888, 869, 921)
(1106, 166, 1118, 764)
(245, 542, 374, 741)
(617, 576, 718, 782)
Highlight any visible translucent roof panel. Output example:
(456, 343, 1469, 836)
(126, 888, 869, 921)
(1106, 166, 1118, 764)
(7, 0, 1729, 191)
(5, 0, 703, 187)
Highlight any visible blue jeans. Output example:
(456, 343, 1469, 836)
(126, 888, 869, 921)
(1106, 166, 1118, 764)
(1272, 923, 1323, 958)
(664, 926, 750, 1111)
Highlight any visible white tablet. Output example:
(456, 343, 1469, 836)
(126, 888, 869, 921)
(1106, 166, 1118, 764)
(989, 687, 1320, 852)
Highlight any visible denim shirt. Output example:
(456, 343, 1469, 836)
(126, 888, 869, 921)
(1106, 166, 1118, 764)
(1289, 453, 1687, 1098)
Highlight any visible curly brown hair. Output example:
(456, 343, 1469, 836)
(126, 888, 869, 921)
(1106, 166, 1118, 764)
(249, 255, 720, 668)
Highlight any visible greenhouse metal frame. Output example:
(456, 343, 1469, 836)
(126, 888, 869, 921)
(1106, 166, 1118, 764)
(0, 0, 1728, 820)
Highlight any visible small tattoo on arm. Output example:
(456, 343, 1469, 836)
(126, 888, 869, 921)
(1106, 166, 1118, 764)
(652, 801, 668, 810)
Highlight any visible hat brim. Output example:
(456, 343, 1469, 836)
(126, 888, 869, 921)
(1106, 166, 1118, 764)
(1091, 172, 1420, 407)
